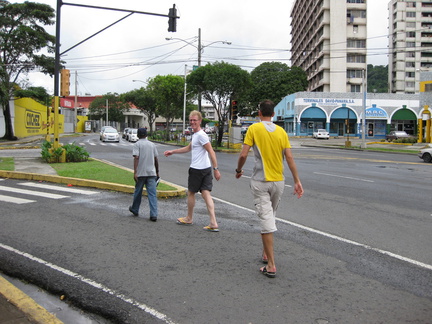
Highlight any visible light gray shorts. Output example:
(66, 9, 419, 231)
(250, 179, 285, 234)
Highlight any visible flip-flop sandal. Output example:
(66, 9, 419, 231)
(260, 266, 276, 278)
(203, 225, 219, 232)
(176, 217, 193, 225)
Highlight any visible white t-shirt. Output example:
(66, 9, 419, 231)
(190, 129, 211, 170)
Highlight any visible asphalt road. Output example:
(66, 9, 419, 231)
(0, 135, 431, 323)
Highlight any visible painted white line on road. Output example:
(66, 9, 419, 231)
(19, 182, 99, 195)
(0, 243, 177, 324)
(314, 172, 374, 183)
(0, 185, 68, 199)
(0, 194, 35, 204)
(211, 196, 432, 272)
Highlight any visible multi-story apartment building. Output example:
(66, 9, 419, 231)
(388, 0, 432, 94)
(290, 0, 368, 93)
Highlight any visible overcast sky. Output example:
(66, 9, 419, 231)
(16, 0, 389, 96)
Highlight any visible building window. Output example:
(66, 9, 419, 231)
(347, 54, 366, 63)
(406, 72, 415, 78)
(347, 70, 363, 78)
(347, 0, 364, 3)
(350, 85, 361, 92)
(347, 39, 366, 48)
(406, 2, 416, 8)
(406, 31, 416, 38)
(406, 51, 416, 58)
(406, 62, 415, 68)
(406, 81, 415, 88)
(425, 83, 432, 92)
(347, 10, 366, 19)
(406, 42, 416, 48)
(406, 12, 416, 18)
(407, 22, 416, 28)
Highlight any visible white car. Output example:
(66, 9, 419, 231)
(418, 146, 432, 163)
(313, 129, 330, 139)
(100, 128, 120, 142)
(128, 128, 138, 142)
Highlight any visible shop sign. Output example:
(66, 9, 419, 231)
(25, 109, 41, 129)
(302, 98, 361, 106)
(365, 106, 388, 119)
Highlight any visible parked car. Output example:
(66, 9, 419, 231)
(100, 128, 120, 142)
(122, 128, 130, 139)
(313, 129, 330, 139)
(418, 146, 432, 163)
(385, 131, 411, 141)
(128, 128, 138, 142)
(241, 126, 249, 135)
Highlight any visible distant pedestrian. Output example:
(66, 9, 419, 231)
(164, 110, 221, 232)
(235, 100, 304, 278)
(129, 128, 159, 221)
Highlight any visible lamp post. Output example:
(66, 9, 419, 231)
(166, 28, 231, 112)
(132, 79, 148, 85)
(360, 69, 367, 149)
(422, 106, 431, 143)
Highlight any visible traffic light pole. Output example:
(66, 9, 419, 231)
(52, 1, 179, 149)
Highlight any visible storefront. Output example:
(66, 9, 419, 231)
(275, 92, 420, 139)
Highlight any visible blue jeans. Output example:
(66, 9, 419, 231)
(131, 176, 158, 218)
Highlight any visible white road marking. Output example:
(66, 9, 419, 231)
(314, 172, 374, 182)
(0, 185, 68, 199)
(18, 182, 99, 195)
(0, 194, 35, 204)
(211, 196, 432, 271)
(0, 243, 177, 324)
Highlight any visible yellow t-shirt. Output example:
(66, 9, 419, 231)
(244, 121, 291, 181)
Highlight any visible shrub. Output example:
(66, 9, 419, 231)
(41, 141, 90, 163)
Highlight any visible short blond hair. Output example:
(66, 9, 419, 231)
(189, 110, 202, 121)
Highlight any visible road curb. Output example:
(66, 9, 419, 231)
(0, 170, 186, 198)
(0, 275, 64, 324)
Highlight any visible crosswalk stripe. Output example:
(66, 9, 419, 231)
(18, 182, 99, 195)
(0, 185, 68, 199)
(0, 194, 35, 204)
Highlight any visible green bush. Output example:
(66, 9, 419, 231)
(41, 140, 90, 163)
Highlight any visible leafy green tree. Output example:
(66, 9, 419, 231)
(122, 87, 157, 135)
(148, 75, 185, 140)
(88, 93, 128, 124)
(15, 86, 51, 106)
(367, 64, 388, 93)
(248, 62, 307, 114)
(187, 61, 251, 146)
(0, 0, 56, 140)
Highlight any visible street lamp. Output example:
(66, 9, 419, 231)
(133, 79, 148, 85)
(166, 28, 231, 112)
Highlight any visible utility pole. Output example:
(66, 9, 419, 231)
(74, 70, 78, 133)
(198, 28, 202, 113)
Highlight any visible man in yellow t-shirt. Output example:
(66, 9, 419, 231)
(235, 100, 304, 278)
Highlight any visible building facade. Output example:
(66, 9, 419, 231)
(291, 0, 367, 93)
(388, 0, 432, 94)
(274, 92, 423, 139)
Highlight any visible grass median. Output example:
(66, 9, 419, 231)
(0, 157, 176, 191)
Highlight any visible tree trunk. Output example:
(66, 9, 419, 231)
(1, 100, 17, 141)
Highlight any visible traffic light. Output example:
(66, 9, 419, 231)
(231, 100, 238, 121)
(60, 69, 70, 97)
(168, 4, 177, 32)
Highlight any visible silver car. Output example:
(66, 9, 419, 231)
(100, 128, 120, 142)
(418, 146, 432, 163)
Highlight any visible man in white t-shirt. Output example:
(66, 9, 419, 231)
(164, 110, 221, 232)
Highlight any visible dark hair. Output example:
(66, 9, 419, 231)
(259, 100, 275, 117)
